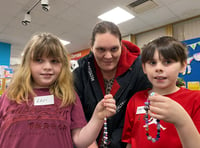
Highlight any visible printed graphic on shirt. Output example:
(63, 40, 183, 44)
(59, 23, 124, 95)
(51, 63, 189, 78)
(143, 117, 166, 130)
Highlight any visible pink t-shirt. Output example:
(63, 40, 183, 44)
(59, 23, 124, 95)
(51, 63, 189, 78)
(0, 88, 87, 148)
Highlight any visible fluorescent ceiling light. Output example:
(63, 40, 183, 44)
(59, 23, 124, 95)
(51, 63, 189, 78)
(98, 7, 135, 25)
(59, 39, 70, 46)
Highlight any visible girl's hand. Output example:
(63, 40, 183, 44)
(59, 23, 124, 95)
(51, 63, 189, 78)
(94, 94, 116, 120)
(87, 141, 98, 148)
(148, 93, 187, 126)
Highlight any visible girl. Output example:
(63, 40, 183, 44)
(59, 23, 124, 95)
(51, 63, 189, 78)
(0, 32, 116, 148)
(122, 36, 200, 148)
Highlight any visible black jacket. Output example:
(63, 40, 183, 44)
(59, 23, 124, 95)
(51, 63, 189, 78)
(73, 40, 151, 148)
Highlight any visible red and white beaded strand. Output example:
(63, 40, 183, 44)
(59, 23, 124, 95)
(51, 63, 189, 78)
(103, 117, 108, 147)
(144, 92, 161, 143)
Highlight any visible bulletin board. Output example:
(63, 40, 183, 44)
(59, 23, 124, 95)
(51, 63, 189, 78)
(179, 37, 200, 90)
(0, 66, 13, 96)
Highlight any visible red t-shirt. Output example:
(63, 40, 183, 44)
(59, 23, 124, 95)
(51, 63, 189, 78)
(122, 87, 200, 148)
(0, 88, 87, 148)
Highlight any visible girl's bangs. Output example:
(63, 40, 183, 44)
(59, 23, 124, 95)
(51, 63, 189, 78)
(31, 43, 63, 60)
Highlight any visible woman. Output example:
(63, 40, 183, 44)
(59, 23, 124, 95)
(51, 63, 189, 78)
(72, 21, 151, 148)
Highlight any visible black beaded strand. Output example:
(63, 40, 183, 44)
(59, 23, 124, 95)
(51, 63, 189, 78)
(144, 92, 161, 143)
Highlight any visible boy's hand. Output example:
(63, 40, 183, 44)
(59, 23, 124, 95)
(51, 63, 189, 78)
(148, 93, 187, 126)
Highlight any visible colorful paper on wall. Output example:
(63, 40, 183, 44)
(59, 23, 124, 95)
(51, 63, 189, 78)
(187, 81, 200, 90)
(179, 37, 200, 90)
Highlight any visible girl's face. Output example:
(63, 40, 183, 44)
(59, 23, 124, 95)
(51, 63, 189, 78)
(91, 32, 121, 75)
(142, 50, 186, 93)
(30, 56, 62, 88)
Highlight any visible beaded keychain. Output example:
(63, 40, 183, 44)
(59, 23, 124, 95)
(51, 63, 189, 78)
(144, 92, 161, 143)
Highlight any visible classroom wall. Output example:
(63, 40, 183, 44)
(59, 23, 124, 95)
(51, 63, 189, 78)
(122, 15, 200, 49)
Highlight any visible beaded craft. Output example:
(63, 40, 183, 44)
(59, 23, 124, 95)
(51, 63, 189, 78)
(144, 92, 161, 142)
(102, 78, 114, 147)
(103, 117, 108, 146)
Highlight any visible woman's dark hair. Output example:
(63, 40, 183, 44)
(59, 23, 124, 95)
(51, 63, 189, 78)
(141, 36, 188, 66)
(91, 21, 122, 46)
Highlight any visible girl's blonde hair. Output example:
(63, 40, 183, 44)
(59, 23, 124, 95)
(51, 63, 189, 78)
(7, 32, 76, 106)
